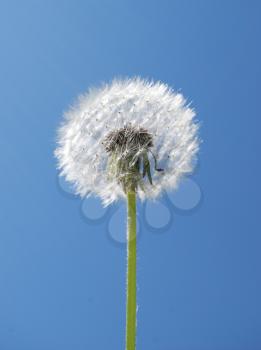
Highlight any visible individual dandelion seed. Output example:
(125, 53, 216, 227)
(55, 77, 200, 350)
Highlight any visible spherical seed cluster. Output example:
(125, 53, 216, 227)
(55, 77, 199, 206)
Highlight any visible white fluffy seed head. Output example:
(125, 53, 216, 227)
(55, 77, 200, 206)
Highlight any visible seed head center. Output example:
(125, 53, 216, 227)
(103, 124, 153, 154)
(103, 124, 163, 193)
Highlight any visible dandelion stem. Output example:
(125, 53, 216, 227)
(126, 191, 137, 350)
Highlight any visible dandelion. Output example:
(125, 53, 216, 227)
(55, 77, 199, 350)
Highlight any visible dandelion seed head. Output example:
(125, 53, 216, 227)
(55, 77, 200, 206)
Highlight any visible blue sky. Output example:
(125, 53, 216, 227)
(0, 1, 260, 349)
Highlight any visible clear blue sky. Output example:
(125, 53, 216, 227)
(0, 1, 260, 349)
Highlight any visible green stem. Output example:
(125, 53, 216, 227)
(126, 191, 137, 350)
